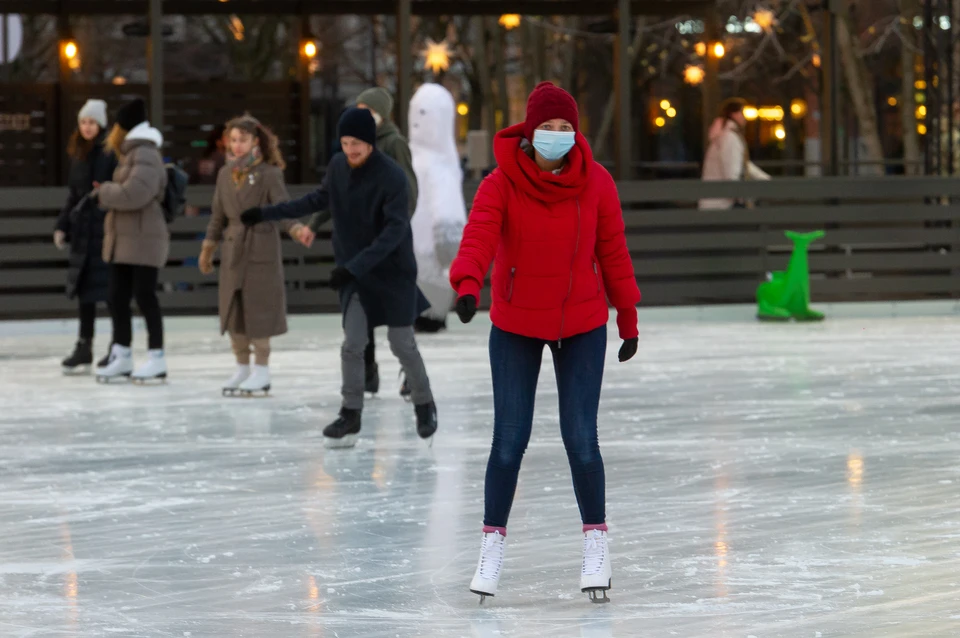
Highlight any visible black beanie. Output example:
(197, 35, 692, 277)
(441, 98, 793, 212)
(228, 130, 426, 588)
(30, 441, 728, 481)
(337, 107, 377, 147)
(117, 98, 147, 132)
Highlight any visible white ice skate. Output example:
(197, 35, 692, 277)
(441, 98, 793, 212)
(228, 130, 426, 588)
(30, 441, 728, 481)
(222, 364, 251, 396)
(238, 365, 270, 397)
(131, 349, 167, 384)
(95, 344, 133, 383)
(469, 530, 505, 604)
(580, 529, 612, 603)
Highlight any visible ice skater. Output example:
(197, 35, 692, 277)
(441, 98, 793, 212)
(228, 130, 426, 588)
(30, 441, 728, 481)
(198, 114, 302, 396)
(240, 107, 437, 447)
(449, 82, 641, 603)
(54, 99, 118, 374)
(297, 87, 419, 398)
(95, 98, 170, 384)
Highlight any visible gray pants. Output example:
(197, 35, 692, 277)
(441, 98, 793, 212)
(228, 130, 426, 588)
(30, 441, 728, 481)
(342, 294, 433, 410)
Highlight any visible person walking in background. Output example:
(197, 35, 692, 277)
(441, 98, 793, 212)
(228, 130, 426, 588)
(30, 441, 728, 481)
(198, 114, 303, 396)
(699, 97, 771, 210)
(95, 98, 170, 383)
(407, 83, 466, 334)
(449, 82, 641, 603)
(298, 88, 420, 397)
(240, 108, 437, 448)
(54, 99, 118, 374)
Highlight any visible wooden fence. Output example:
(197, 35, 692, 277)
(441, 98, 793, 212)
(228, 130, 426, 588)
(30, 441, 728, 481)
(1, 176, 959, 320)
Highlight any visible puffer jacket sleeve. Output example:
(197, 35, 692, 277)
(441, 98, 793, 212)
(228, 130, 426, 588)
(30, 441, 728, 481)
(594, 165, 640, 339)
(449, 172, 505, 302)
(98, 148, 163, 212)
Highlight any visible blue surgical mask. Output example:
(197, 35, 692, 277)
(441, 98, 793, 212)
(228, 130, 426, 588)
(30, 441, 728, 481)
(532, 129, 575, 161)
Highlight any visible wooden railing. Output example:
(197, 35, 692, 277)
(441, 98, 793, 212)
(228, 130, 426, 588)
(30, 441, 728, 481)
(2, 177, 959, 319)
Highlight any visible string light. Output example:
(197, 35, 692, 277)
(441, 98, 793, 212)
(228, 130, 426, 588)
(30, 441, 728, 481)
(498, 14, 521, 30)
(711, 42, 725, 58)
(752, 8, 776, 32)
(684, 65, 705, 85)
(423, 39, 452, 74)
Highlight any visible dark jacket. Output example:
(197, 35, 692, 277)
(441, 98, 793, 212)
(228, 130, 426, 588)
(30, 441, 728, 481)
(261, 150, 428, 327)
(308, 121, 418, 232)
(55, 135, 118, 302)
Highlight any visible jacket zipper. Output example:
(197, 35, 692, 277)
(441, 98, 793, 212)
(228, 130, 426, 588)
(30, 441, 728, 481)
(557, 199, 582, 349)
(506, 267, 516, 302)
(593, 261, 601, 295)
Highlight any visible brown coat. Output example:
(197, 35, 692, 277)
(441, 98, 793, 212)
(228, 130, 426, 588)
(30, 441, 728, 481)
(205, 163, 297, 339)
(99, 124, 169, 268)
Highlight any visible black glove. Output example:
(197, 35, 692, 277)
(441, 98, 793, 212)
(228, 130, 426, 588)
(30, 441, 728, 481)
(329, 266, 354, 290)
(618, 337, 638, 363)
(240, 207, 263, 226)
(455, 295, 477, 324)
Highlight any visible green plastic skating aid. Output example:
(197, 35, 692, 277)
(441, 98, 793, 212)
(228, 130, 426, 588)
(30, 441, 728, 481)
(756, 230, 825, 322)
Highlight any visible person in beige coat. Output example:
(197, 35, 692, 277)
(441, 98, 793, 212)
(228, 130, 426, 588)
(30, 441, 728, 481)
(198, 114, 305, 396)
(94, 98, 170, 383)
(699, 98, 771, 210)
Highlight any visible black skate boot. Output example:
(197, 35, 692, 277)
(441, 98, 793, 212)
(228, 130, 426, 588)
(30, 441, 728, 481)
(415, 401, 438, 446)
(414, 316, 447, 333)
(62, 339, 93, 375)
(96, 344, 112, 369)
(365, 361, 380, 395)
(323, 408, 362, 449)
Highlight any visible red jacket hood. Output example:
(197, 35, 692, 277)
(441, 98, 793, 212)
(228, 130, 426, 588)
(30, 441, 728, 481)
(493, 123, 593, 204)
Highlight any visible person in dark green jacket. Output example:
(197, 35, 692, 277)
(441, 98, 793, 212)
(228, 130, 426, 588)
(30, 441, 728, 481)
(298, 87, 419, 396)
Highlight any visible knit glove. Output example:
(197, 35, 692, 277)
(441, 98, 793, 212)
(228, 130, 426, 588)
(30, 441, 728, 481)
(240, 206, 263, 226)
(329, 266, 354, 290)
(618, 337, 638, 363)
(198, 240, 217, 275)
(455, 295, 477, 324)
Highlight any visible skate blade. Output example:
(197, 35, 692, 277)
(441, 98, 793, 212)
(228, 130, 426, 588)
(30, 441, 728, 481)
(96, 372, 131, 384)
(469, 589, 494, 605)
(223, 388, 241, 397)
(582, 579, 612, 603)
(419, 433, 435, 448)
(62, 365, 92, 376)
(131, 374, 167, 385)
(324, 434, 358, 449)
(238, 386, 270, 398)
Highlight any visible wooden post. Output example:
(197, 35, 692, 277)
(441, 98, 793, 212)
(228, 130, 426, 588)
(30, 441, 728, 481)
(702, 13, 721, 146)
(298, 15, 312, 183)
(396, 0, 412, 136)
(614, 0, 631, 180)
(821, 0, 839, 176)
(147, 0, 163, 132)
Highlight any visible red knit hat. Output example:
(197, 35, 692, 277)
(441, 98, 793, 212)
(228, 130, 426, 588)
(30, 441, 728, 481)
(523, 81, 579, 141)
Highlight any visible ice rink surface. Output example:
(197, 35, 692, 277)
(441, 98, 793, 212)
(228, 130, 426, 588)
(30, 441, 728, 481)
(2, 303, 960, 637)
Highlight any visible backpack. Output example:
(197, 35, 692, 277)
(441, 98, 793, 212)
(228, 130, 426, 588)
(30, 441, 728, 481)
(162, 163, 189, 224)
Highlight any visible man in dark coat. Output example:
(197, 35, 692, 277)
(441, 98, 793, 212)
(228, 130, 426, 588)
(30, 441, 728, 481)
(240, 107, 438, 449)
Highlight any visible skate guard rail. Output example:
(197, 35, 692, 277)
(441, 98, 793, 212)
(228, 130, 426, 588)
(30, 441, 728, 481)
(1, 176, 959, 318)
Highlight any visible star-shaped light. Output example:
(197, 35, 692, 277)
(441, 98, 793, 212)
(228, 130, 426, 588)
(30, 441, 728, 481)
(423, 39, 452, 74)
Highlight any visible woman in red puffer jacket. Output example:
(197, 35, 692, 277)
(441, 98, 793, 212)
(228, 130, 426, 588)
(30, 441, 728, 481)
(451, 82, 640, 604)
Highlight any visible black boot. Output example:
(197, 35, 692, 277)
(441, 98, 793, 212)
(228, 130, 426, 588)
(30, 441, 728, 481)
(323, 408, 362, 449)
(415, 401, 438, 442)
(62, 339, 93, 374)
(96, 345, 112, 369)
(399, 369, 412, 401)
(365, 361, 380, 394)
(414, 316, 447, 334)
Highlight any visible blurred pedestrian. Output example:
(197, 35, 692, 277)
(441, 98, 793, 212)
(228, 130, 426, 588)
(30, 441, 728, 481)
(699, 97, 770, 210)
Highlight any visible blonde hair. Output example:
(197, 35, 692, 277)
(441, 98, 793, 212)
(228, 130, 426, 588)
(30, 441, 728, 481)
(225, 114, 286, 170)
(104, 123, 128, 157)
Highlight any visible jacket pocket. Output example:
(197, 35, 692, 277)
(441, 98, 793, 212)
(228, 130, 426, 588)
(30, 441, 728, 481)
(505, 267, 516, 302)
(593, 261, 601, 295)
(248, 224, 281, 264)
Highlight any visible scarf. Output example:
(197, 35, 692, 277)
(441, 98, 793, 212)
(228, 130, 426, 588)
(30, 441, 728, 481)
(228, 146, 262, 187)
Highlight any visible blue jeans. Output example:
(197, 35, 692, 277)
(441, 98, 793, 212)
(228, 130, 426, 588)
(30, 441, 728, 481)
(484, 325, 607, 528)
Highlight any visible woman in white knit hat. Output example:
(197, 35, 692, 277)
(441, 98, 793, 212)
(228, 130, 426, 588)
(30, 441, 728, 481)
(54, 98, 118, 374)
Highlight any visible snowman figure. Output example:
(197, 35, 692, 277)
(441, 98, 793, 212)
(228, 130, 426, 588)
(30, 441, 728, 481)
(408, 83, 467, 332)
